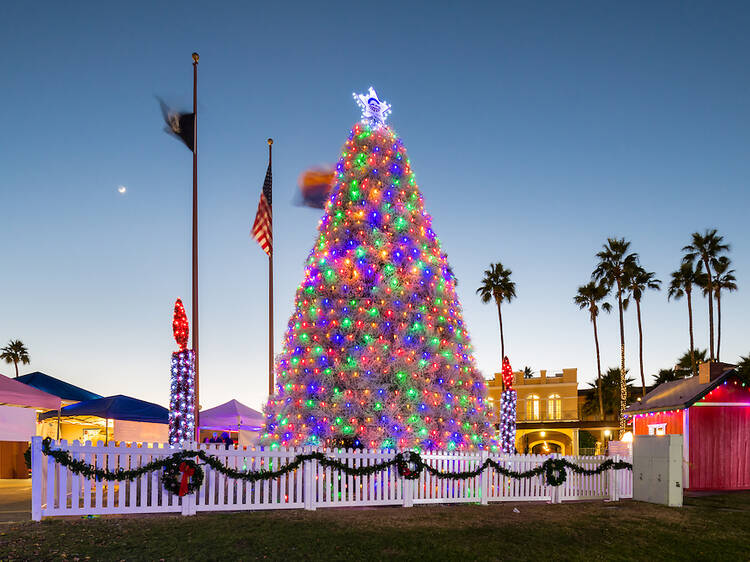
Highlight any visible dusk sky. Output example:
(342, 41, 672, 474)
(2, 1, 749, 411)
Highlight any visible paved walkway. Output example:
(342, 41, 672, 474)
(0, 479, 31, 522)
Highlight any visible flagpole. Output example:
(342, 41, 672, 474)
(192, 52, 200, 442)
(267, 138, 274, 396)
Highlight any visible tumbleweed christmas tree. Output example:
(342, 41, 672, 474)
(263, 88, 495, 451)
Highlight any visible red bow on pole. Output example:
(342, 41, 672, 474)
(178, 461, 195, 497)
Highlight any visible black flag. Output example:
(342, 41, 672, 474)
(158, 98, 195, 152)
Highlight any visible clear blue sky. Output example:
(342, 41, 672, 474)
(2, 1, 749, 411)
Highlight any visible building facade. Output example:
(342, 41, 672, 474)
(487, 367, 619, 455)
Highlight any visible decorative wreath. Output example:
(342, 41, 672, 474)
(544, 459, 567, 487)
(162, 459, 204, 496)
(396, 451, 422, 480)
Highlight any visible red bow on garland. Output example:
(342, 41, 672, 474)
(178, 461, 195, 497)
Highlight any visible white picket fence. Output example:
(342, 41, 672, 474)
(30, 437, 632, 520)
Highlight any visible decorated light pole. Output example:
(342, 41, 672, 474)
(169, 299, 196, 445)
(498, 356, 517, 454)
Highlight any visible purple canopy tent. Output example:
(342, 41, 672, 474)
(0, 373, 61, 411)
(198, 400, 264, 447)
(0, 374, 61, 478)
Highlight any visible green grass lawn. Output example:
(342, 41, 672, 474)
(1, 492, 749, 561)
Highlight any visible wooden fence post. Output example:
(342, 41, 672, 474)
(480, 450, 489, 505)
(402, 451, 414, 508)
(402, 477, 414, 507)
(608, 454, 620, 502)
(303, 447, 316, 511)
(179, 441, 197, 516)
(551, 453, 561, 504)
(31, 436, 42, 521)
(181, 492, 193, 516)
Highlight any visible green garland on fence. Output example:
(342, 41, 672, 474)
(413, 453, 633, 487)
(40, 438, 631, 495)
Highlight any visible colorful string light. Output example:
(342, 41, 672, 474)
(498, 356, 517, 453)
(262, 93, 495, 451)
(169, 298, 195, 445)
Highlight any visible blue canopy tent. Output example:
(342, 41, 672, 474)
(39, 395, 168, 444)
(17, 371, 102, 441)
(16, 372, 102, 404)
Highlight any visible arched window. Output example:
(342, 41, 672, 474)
(548, 394, 562, 420)
(526, 394, 540, 420)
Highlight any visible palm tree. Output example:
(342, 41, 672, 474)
(592, 238, 638, 437)
(582, 367, 635, 420)
(574, 281, 611, 420)
(522, 366, 534, 379)
(737, 354, 750, 384)
(675, 348, 707, 376)
(654, 349, 709, 384)
(710, 256, 737, 361)
(624, 265, 661, 397)
(667, 262, 705, 376)
(653, 368, 681, 385)
(476, 262, 516, 362)
(1, 339, 31, 378)
(682, 229, 730, 360)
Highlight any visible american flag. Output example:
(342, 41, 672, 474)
(252, 157, 273, 255)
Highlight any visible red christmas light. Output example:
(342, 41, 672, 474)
(501, 356, 514, 389)
(173, 298, 189, 351)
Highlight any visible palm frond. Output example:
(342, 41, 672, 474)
(0, 339, 30, 365)
(477, 261, 516, 306)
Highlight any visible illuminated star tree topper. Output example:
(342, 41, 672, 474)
(353, 87, 392, 129)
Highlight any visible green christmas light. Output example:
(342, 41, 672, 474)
(261, 106, 494, 451)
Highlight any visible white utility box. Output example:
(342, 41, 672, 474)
(633, 434, 683, 507)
